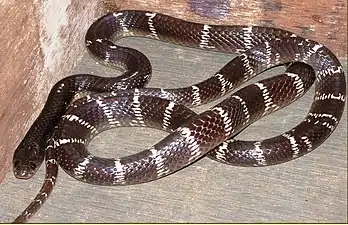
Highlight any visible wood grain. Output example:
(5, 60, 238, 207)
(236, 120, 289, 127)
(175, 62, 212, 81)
(0, 0, 103, 182)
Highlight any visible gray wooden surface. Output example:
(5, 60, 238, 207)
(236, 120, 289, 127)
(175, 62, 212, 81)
(1, 37, 347, 223)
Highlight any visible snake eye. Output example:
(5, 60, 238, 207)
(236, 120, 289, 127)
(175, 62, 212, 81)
(13, 159, 20, 168)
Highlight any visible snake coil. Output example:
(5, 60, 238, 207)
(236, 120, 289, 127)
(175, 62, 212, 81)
(12, 11, 346, 223)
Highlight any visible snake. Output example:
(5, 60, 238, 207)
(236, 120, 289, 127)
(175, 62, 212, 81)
(11, 10, 346, 223)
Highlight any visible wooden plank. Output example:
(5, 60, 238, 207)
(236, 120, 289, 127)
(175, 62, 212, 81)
(0, 0, 103, 182)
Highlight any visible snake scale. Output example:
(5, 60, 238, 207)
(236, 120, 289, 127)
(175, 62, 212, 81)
(11, 10, 346, 223)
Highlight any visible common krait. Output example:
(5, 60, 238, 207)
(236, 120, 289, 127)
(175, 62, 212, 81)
(11, 10, 346, 223)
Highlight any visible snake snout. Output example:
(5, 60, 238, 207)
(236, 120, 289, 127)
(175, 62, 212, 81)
(13, 160, 38, 179)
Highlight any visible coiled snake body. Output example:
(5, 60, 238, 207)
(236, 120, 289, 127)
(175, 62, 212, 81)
(12, 10, 346, 223)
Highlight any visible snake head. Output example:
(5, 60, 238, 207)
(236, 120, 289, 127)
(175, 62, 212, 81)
(13, 142, 44, 180)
